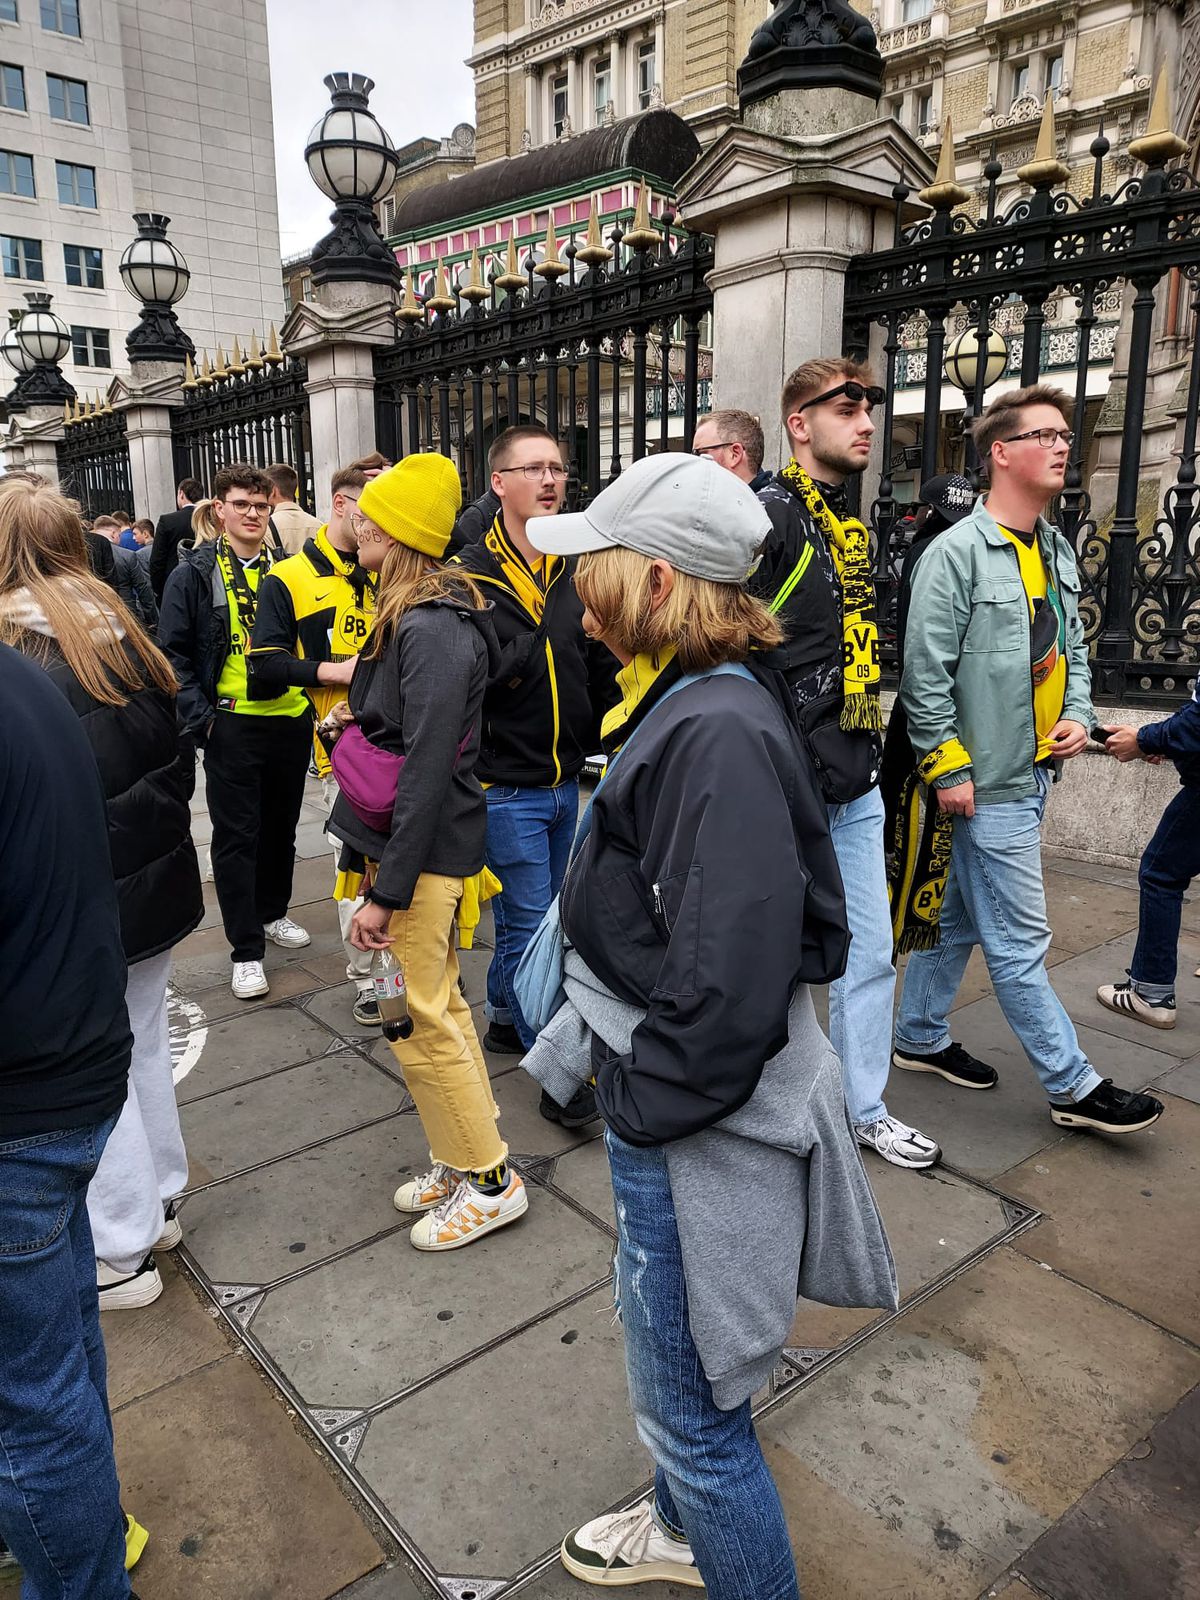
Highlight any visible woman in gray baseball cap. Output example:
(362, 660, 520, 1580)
(522, 454, 896, 1597)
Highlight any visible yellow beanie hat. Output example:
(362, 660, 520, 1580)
(357, 454, 462, 558)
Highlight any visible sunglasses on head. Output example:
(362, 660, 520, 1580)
(796, 380, 886, 414)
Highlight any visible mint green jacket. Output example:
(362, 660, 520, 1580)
(899, 500, 1095, 805)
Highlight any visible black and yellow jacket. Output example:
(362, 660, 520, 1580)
(246, 526, 377, 769)
(453, 514, 592, 788)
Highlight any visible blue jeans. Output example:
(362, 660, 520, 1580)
(1130, 785, 1200, 1001)
(827, 786, 896, 1125)
(895, 769, 1102, 1103)
(0, 1115, 130, 1600)
(606, 1129, 801, 1600)
(485, 781, 578, 1049)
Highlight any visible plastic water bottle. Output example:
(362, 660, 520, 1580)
(371, 948, 413, 1041)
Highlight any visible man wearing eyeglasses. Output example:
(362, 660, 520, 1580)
(895, 384, 1164, 1137)
(691, 409, 773, 491)
(159, 463, 314, 1002)
(750, 357, 941, 1171)
(453, 426, 599, 1128)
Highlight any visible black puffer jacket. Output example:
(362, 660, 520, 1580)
(39, 635, 203, 963)
(157, 539, 231, 742)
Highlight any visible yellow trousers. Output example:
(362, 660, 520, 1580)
(383, 873, 506, 1174)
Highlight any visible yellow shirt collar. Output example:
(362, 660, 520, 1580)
(601, 647, 678, 746)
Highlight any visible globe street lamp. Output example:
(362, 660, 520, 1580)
(1, 307, 37, 414)
(120, 212, 195, 364)
(944, 326, 1008, 476)
(11, 291, 75, 406)
(305, 72, 401, 287)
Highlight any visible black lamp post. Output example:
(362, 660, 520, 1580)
(305, 72, 401, 287)
(9, 291, 75, 407)
(2, 307, 37, 413)
(120, 213, 195, 364)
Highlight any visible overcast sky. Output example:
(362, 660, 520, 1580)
(266, 0, 477, 259)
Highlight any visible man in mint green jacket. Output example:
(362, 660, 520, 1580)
(891, 383, 1164, 1139)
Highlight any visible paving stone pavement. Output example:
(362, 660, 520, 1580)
(8, 779, 1194, 1600)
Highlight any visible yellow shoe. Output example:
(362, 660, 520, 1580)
(410, 1174, 528, 1252)
(393, 1162, 457, 1214)
(125, 1513, 149, 1571)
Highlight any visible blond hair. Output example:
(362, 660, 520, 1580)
(189, 499, 222, 545)
(0, 482, 177, 707)
(970, 383, 1072, 466)
(366, 542, 486, 658)
(574, 546, 783, 672)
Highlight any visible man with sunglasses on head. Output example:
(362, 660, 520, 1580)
(159, 464, 314, 1001)
(751, 358, 941, 1170)
(453, 426, 599, 1128)
(895, 385, 1163, 1137)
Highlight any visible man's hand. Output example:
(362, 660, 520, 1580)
(1048, 719, 1089, 759)
(350, 900, 394, 952)
(937, 779, 975, 819)
(1103, 724, 1145, 763)
(318, 655, 358, 687)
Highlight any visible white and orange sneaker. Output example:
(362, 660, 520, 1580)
(409, 1172, 528, 1252)
(393, 1162, 458, 1214)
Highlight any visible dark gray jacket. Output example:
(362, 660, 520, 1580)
(330, 596, 500, 910)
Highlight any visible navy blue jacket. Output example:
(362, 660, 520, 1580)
(1138, 689, 1200, 787)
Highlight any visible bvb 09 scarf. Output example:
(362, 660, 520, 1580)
(779, 461, 883, 733)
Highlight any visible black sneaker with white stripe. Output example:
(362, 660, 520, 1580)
(1050, 1079, 1164, 1135)
(892, 1040, 998, 1090)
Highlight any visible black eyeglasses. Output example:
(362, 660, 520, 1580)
(692, 441, 737, 458)
(796, 380, 886, 414)
(1002, 428, 1075, 448)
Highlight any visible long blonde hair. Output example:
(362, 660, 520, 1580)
(366, 541, 485, 658)
(575, 546, 783, 671)
(0, 481, 177, 706)
(189, 498, 222, 545)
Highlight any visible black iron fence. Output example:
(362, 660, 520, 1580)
(373, 212, 715, 510)
(170, 350, 314, 510)
(56, 405, 133, 519)
(843, 130, 1200, 706)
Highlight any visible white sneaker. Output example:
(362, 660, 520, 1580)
(393, 1163, 457, 1214)
(153, 1200, 182, 1252)
(409, 1172, 528, 1252)
(232, 960, 269, 1000)
(855, 1113, 941, 1170)
(202, 848, 213, 883)
(263, 916, 311, 949)
(98, 1254, 163, 1311)
(561, 1502, 705, 1589)
(1096, 980, 1176, 1030)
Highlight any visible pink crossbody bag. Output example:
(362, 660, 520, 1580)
(331, 723, 473, 833)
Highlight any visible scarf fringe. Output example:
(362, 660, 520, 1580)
(840, 694, 884, 734)
(895, 925, 942, 955)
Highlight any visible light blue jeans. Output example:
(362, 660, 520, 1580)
(606, 1129, 802, 1600)
(484, 781, 579, 1050)
(895, 768, 1102, 1103)
(827, 786, 896, 1126)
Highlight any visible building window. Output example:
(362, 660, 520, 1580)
(1011, 60, 1031, 101)
(1, 61, 25, 110)
(40, 0, 80, 36)
(637, 40, 656, 110)
(915, 88, 934, 134)
(2, 234, 42, 279)
(1045, 52, 1064, 96)
(47, 73, 88, 124)
(551, 71, 568, 138)
(0, 1, 17, 21)
(70, 324, 109, 367)
(0, 147, 34, 195)
(901, 0, 932, 19)
(55, 158, 95, 206)
(300, 273, 313, 300)
(64, 242, 102, 286)
(593, 56, 611, 124)
(378, 196, 394, 235)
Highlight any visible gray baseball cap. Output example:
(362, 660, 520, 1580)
(526, 452, 771, 584)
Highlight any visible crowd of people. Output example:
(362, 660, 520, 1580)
(0, 357, 1194, 1600)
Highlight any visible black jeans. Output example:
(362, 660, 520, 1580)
(204, 712, 312, 962)
(1130, 783, 1200, 994)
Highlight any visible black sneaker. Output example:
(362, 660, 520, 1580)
(353, 991, 381, 1028)
(892, 1040, 998, 1090)
(483, 1022, 524, 1055)
(540, 1084, 600, 1130)
(1050, 1079, 1165, 1135)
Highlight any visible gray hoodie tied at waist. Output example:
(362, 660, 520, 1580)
(523, 949, 898, 1411)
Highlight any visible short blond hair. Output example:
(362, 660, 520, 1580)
(971, 383, 1072, 466)
(574, 546, 783, 673)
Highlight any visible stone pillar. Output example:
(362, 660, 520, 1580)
(283, 283, 396, 516)
(116, 361, 188, 520)
(7, 407, 65, 484)
(679, 112, 932, 467)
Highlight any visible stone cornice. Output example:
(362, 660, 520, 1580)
(467, 0, 666, 70)
(281, 297, 397, 355)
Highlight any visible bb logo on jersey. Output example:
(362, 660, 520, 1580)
(340, 613, 370, 645)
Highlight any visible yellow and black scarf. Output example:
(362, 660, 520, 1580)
(882, 721, 956, 956)
(778, 461, 882, 733)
